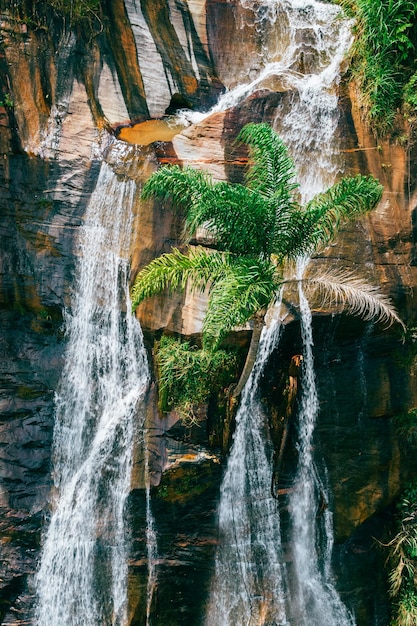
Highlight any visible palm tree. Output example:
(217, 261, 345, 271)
(131, 123, 402, 396)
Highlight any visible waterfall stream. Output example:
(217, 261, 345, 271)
(34, 150, 150, 625)
(205, 306, 288, 626)
(206, 1, 355, 624)
(34, 1, 358, 623)
(284, 259, 354, 625)
(145, 447, 158, 626)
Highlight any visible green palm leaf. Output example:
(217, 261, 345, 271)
(132, 122, 402, 394)
(202, 258, 277, 347)
(142, 165, 216, 241)
(237, 122, 298, 200)
(142, 164, 210, 212)
(131, 246, 230, 310)
(190, 182, 277, 255)
(283, 174, 383, 258)
(141, 163, 276, 254)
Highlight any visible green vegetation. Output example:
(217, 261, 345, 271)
(132, 122, 400, 395)
(387, 483, 417, 625)
(155, 336, 237, 422)
(45, 0, 101, 22)
(156, 460, 220, 504)
(0, 93, 14, 109)
(9, 0, 103, 32)
(394, 408, 417, 444)
(336, 0, 417, 134)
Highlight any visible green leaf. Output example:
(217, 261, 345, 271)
(131, 246, 230, 310)
(202, 257, 277, 347)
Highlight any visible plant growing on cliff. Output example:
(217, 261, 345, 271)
(155, 336, 237, 422)
(386, 483, 417, 625)
(336, 0, 417, 134)
(0, 93, 14, 109)
(12, 0, 103, 33)
(132, 122, 401, 395)
(394, 408, 417, 444)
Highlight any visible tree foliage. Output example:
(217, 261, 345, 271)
(132, 122, 400, 398)
(133, 123, 395, 342)
(387, 483, 417, 625)
(155, 336, 237, 422)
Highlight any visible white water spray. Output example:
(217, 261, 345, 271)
(178, 0, 352, 193)
(34, 152, 150, 626)
(145, 447, 158, 626)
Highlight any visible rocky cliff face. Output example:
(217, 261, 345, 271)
(1, 1, 417, 624)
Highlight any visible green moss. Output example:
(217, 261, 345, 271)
(17, 384, 45, 400)
(156, 460, 219, 504)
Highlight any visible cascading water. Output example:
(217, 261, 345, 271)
(284, 259, 354, 625)
(205, 306, 289, 626)
(34, 144, 150, 625)
(145, 448, 158, 626)
(206, 1, 355, 624)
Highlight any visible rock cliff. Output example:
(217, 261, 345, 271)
(1, 1, 417, 624)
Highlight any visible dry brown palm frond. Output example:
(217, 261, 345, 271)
(281, 265, 404, 329)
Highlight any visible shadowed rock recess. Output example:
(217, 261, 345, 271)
(1, 1, 417, 624)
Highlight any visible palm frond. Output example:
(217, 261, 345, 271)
(142, 165, 216, 241)
(283, 266, 404, 328)
(142, 164, 211, 208)
(203, 258, 277, 347)
(237, 122, 298, 201)
(271, 204, 311, 261)
(142, 163, 277, 254)
(131, 246, 230, 310)
(292, 174, 383, 256)
(190, 182, 276, 255)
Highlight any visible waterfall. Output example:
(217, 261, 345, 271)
(178, 0, 352, 190)
(206, 1, 355, 624)
(34, 150, 150, 625)
(284, 259, 354, 625)
(205, 306, 288, 626)
(145, 447, 158, 626)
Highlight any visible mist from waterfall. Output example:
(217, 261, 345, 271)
(205, 1, 355, 624)
(34, 152, 150, 626)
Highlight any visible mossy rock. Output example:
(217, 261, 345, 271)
(156, 458, 220, 505)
